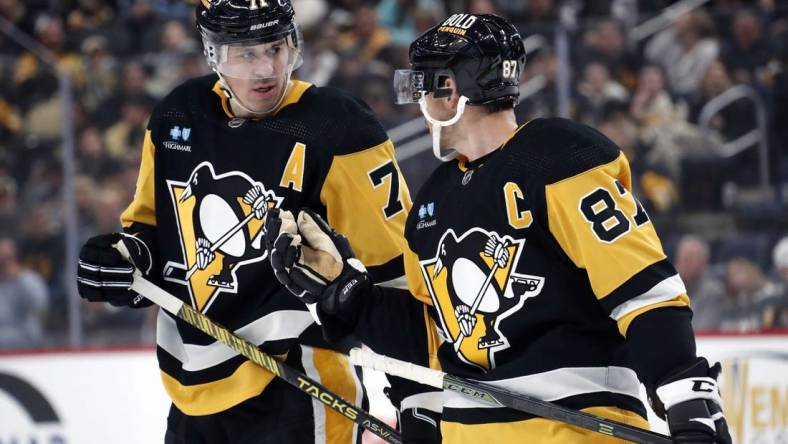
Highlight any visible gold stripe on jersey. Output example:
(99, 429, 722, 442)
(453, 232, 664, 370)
(211, 81, 234, 118)
(405, 245, 433, 307)
(617, 294, 690, 336)
(120, 130, 156, 228)
(276, 80, 312, 112)
(545, 152, 668, 303)
(320, 139, 412, 268)
(440, 405, 649, 444)
(310, 347, 362, 444)
(423, 304, 443, 370)
(210, 80, 312, 118)
(160, 356, 284, 416)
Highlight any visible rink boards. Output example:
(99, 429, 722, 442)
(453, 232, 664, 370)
(0, 334, 786, 444)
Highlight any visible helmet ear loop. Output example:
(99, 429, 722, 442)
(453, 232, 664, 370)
(418, 95, 469, 162)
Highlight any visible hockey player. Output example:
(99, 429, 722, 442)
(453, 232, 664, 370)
(75, 1, 439, 442)
(265, 13, 733, 443)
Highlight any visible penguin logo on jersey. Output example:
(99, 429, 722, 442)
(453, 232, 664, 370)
(420, 228, 545, 370)
(163, 161, 284, 312)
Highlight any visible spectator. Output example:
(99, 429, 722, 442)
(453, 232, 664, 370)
(17, 202, 64, 306)
(121, 0, 161, 56)
(0, 96, 22, 139)
(144, 19, 199, 97)
(688, 61, 759, 183)
(74, 175, 98, 244)
(630, 63, 714, 184)
(629, 64, 684, 137)
(336, 4, 396, 66)
(577, 19, 641, 90)
(574, 60, 628, 125)
(493, 0, 528, 22)
(94, 61, 156, 128)
(91, 187, 126, 234)
(0, 237, 49, 349)
(645, 9, 719, 96)
(515, 48, 559, 120)
(65, 0, 118, 46)
(675, 236, 725, 331)
(358, 75, 402, 128)
(518, 0, 557, 37)
(597, 103, 678, 213)
(103, 96, 152, 160)
(0, 174, 19, 237)
(77, 126, 122, 180)
(375, 0, 437, 48)
(468, 0, 496, 14)
(14, 14, 85, 137)
(299, 20, 341, 86)
(719, 257, 782, 332)
(764, 236, 788, 328)
(79, 35, 119, 113)
(721, 9, 771, 85)
(0, 0, 35, 55)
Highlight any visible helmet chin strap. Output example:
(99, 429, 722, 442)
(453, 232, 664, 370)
(419, 95, 469, 161)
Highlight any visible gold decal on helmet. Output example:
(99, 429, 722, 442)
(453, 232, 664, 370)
(438, 26, 467, 36)
(247, 0, 269, 10)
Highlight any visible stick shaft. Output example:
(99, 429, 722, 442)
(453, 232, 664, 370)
(349, 348, 672, 444)
(121, 260, 401, 443)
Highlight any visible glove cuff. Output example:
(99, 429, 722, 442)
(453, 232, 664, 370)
(650, 357, 721, 418)
(656, 376, 722, 411)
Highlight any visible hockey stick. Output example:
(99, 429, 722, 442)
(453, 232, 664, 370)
(164, 211, 257, 282)
(116, 243, 402, 444)
(349, 348, 673, 444)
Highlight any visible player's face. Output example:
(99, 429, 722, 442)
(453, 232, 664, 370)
(222, 39, 292, 113)
(423, 91, 461, 146)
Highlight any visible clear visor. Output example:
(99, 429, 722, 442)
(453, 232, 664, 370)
(213, 37, 300, 80)
(393, 68, 455, 104)
(393, 69, 426, 104)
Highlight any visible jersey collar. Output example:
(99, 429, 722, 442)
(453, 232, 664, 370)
(211, 79, 313, 119)
(456, 122, 529, 172)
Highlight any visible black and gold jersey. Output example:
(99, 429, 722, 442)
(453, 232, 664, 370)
(398, 118, 690, 432)
(120, 74, 412, 418)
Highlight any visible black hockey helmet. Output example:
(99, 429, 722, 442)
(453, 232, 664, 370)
(394, 14, 525, 106)
(196, 0, 297, 46)
(196, 0, 302, 79)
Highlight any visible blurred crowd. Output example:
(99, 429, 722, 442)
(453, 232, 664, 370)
(1, 0, 787, 350)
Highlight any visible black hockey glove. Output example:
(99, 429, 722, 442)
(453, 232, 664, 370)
(650, 357, 732, 444)
(399, 407, 442, 444)
(264, 208, 371, 341)
(77, 232, 155, 308)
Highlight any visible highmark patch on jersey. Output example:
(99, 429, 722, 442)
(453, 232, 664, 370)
(419, 227, 545, 370)
(163, 161, 284, 312)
